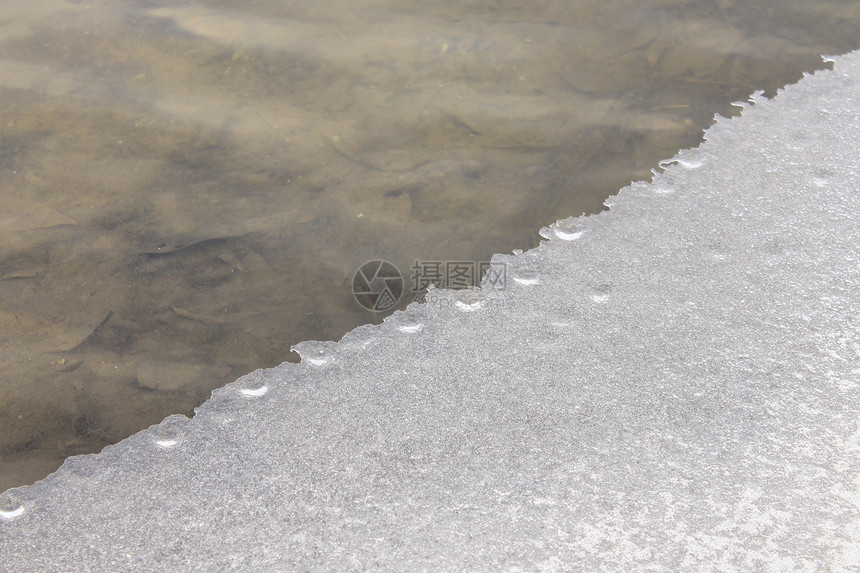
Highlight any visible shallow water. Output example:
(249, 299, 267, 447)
(1, 0, 859, 491)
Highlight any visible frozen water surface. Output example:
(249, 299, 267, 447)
(1, 52, 859, 571)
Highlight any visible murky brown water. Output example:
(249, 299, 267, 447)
(1, 0, 859, 491)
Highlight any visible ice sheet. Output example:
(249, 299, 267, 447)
(1, 51, 859, 571)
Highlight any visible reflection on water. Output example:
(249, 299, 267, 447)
(1, 0, 859, 490)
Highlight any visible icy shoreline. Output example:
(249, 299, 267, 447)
(2, 51, 859, 571)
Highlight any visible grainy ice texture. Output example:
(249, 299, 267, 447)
(1, 51, 859, 572)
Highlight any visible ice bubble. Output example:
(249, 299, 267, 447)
(237, 371, 270, 397)
(0, 506, 25, 519)
(812, 169, 833, 188)
(551, 219, 584, 241)
(453, 292, 486, 312)
(306, 353, 330, 366)
(679, 159, 703, 169)
(153, 415, 188, 449)
(454, 299, 481, 312)
(591, 284, 612, 303)
(241, 383, 268, 397)
(397, 318, 424, 333)
(511, 265, 541, 286)
(155, 435, 179, 449)
(555, 229, 583, 241)
(661, 158, 703, 170)
(0, 492, 24, 520)
(707, 242, 729, 261)
(293, 341, 334, 365)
